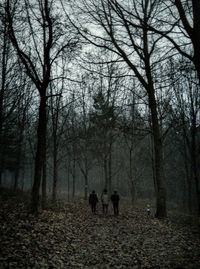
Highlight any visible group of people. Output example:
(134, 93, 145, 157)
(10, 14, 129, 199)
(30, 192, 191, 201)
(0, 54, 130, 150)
(89, 189, 120, 216)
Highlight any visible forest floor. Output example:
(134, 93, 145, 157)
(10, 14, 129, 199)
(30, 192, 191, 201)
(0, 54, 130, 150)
(0, 189, 200, 269)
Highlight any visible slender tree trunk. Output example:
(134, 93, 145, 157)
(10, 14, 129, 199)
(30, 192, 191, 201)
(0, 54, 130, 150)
(185, 159, 192, 213)
(183, 135, 192, 213)
(72, 157, 76, 199)
(103, 157, 108, 190)
(67, 165, 70, 202)
(31, 93, 47, 214)
(129, 148, 136, 204)
(13, 169, 19, 191)
(21, 166, 25, 191)
(108, 143, 112, 196)
(42, 150, 47, 209)
(84, 173, 88, 201)
(13, 125, 24, 191)
(52, 146, 58, 203)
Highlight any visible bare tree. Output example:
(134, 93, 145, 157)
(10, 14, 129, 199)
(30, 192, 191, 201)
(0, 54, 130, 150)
(122, 88, 148, 203)
(76, 78, 94, 200)
(68, 0, 168, 217)
(0, 1, 12, 185)
(169, 58, 200, 214)
(144, 0, 200, 85)
(6, 0, 78, 213)
(174, 0, 200, 84)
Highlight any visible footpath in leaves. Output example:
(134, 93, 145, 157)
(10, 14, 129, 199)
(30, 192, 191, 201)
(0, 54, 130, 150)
(0, 190, 200, 269)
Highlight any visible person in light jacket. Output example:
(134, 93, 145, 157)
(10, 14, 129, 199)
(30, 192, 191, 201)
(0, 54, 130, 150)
(101, 189, 109, 214)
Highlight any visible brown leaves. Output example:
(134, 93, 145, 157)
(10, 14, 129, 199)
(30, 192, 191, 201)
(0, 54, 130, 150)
(0, 192, 200, 268)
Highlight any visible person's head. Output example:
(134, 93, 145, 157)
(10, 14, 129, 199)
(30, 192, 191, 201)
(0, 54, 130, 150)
(92, 190, 95, 194)
(103, 189, 107, 193)
(114, 190, 117, 194)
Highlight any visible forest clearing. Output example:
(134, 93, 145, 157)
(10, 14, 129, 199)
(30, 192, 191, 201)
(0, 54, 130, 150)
(0, 189, 200, 269)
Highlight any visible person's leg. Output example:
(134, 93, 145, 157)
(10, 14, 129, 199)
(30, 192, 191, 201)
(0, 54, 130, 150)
(105, 204, 108, 214)
(114, 203, 118, 215)
(113, 204, 115, 215)
(94, 203, 96, 213)
(103, 204, 106, 214)
(116, 203, 119, 215)
(92, 204, 95, 213)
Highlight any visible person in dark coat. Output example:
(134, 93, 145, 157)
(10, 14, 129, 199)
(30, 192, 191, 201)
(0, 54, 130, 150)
(111, 191, 120, 216)
(89, 190, 98, 213)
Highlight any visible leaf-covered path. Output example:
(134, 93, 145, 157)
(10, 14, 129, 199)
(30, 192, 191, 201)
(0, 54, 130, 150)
(0, 190, 200, 269)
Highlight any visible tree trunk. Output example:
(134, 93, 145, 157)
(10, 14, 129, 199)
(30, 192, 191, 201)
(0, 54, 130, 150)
(103, 157, 108, 190)
(191, 0, 200, 84)
(108, 143, 112, 196)
(72, 157, 76, 199)
(142, 16, 167, 218)
(0, 18, 8, 187)
(175, 0, 200, 84)
(52, 146, 58, 203)
(84, 173, 88, 201)
(31, 93, 47, 214)
(129, 149, 136, 204)
(67, 165, 70, 202)
(42, 151, 47, 209)
(193, 41, 200, 85)
(183, 135, 192, 213)
(13, 125, 24, 191)
(148, 88, 167, 218)
(191, 120, 200, 216)
(13, 167, 20, 191)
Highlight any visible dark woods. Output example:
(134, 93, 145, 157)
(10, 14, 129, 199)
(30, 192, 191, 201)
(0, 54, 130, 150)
(0, 0, 199, 219)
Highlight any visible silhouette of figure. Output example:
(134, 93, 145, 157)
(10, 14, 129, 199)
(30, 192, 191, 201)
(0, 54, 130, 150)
(89, 190, 98, 213)
(111, 191, 120, 216)
(101, 189, 109, 214)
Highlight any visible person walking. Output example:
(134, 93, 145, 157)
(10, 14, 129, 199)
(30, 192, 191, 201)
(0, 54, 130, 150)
(101, 189, 109, 214)
(89, 190, 98, 213)
(111, 191, 120, 216)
